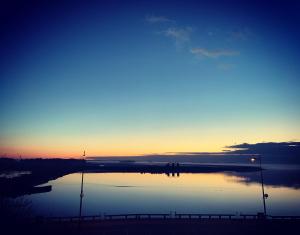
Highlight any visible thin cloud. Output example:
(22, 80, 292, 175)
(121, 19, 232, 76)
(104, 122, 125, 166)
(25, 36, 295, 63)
(145, 15, 174, 24)
(163, 27, 193, 47)
(190, 48, 239, 58)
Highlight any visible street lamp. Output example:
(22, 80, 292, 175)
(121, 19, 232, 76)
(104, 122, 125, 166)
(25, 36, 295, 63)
(250, 155, 268, 216)
(78, 150, 85, 232)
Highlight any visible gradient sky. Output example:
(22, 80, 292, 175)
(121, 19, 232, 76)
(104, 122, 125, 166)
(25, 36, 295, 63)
(1, 0, 300, 157)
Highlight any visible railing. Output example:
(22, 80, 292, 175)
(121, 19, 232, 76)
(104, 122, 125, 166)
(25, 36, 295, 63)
(46, 215, 102, 222)
(240, 214, 260, 219)
(43, 213, 300, 223)
(45, 214, 171, 222)
(270, 215, 300, 220)
(175, 213, 235, 219)
(104, 213, 171, 220)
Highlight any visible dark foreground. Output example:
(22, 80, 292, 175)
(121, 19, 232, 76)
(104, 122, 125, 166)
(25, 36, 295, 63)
(3, 218, 300, 235)
(0, 158, 85, 197)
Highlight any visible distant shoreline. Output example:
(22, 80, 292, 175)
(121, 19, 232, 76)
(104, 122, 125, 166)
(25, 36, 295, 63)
(85, 161, 260, 174)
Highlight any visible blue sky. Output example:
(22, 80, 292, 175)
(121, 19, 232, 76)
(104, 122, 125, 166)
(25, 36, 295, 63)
(0, 0, 300, 157)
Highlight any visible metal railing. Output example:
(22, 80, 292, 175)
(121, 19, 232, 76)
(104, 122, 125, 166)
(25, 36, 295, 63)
(43, 213, 300, 223)
(175, 213, 235, 219)
(104, 213, 171, 220)
(270, 215, 300, 220)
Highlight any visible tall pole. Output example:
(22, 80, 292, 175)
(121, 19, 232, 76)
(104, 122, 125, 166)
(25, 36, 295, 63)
(259, 156, 267, 216)
(78, 150, 85, 232)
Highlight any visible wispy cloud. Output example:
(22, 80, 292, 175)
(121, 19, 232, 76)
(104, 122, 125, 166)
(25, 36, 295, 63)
(145, 15, 174, 24)
(163, 27, 193, 47)
(190, 48, 239, 58)
(146, 16, 240, 63)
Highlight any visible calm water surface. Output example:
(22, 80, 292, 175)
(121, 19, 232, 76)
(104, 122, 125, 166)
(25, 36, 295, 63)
(25, 171, 300, 216)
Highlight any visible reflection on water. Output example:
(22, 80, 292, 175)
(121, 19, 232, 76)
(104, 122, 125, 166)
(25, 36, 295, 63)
(229, 165, 300, 189)
(24, 171, 300, 217)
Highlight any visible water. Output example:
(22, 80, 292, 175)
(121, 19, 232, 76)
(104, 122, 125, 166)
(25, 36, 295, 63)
(24, 170, 300, 217)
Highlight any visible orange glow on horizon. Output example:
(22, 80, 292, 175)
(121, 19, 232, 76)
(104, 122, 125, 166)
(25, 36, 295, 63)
(1, 124, 299, 158)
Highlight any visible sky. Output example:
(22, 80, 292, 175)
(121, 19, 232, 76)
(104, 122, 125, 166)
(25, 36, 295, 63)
(0, 0, 300, 158)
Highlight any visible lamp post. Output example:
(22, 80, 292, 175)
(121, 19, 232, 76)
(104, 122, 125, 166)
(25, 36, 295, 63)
(251, 155, 268, 216)
(78, 150, 85, 232)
